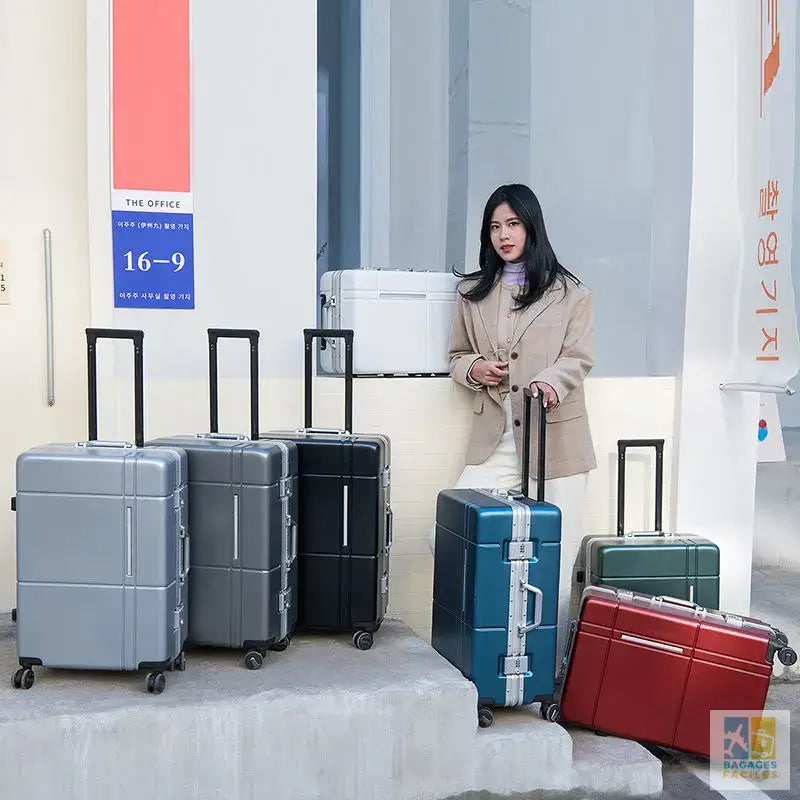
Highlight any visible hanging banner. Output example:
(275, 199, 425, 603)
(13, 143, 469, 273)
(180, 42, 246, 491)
(110, 0, 195, 310)
(727, 0, 799, 388)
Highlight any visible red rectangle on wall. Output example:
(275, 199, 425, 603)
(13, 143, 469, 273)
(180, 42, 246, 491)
(112, 0, 191, 192)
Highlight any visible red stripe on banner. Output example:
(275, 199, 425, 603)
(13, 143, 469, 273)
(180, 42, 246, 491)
(113, 0, 191, 192)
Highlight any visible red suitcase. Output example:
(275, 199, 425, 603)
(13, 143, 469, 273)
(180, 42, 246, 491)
(558, 586, 797, 758)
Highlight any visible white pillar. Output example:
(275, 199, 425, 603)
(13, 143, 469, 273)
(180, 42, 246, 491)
(676, 0, 761, 615)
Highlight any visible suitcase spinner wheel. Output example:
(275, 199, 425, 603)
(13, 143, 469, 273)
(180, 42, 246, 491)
(244, 650, 265, 670)
(145, 672, 166, 694)
(778, 646, 797, 666)
(539, 702, 561, 723)
(12, 667, 34, 690)
(477, 705, 494, 728)
(353, 631, 374, 650)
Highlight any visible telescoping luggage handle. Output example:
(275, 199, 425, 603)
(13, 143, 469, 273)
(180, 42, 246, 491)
(521, 387, 548, 503)
(303, 328, 353, 434)
(617, 439, 664, 536)
(208, 329, 260, 441)
(86, 328, 145, 448)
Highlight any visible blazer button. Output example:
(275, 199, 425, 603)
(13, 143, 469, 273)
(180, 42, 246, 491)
(514, 419, 521, 427)
(511, 384, 519, 392)
(510, 352, 518, 360)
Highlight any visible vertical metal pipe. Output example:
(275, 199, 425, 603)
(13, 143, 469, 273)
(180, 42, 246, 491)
(43, 229, 54, 406)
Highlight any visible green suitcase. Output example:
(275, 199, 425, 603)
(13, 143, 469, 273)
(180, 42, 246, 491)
(576, 439, 720, 608)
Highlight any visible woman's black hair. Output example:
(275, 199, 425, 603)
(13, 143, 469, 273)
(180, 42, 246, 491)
(454, 183, 579, 309)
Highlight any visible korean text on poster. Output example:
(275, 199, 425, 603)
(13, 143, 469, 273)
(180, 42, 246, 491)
(112, 211, 195, 309)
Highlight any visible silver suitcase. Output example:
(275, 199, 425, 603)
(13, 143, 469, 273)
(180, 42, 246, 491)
(319, 268, 459, 376)
(148, 329, 298, 669)
(12, 329, 189, 694)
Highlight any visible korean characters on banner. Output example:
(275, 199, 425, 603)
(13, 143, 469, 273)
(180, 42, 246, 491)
(756, 180, 784, 367)
(728, 0, 800, 388)
(110, 0, 194, 310)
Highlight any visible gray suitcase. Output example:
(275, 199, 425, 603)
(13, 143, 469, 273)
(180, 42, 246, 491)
(13, 329, 189, 694)
(148, 329, 298, 669)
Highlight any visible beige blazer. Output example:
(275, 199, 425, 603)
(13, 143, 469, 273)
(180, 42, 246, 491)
(449, 277, 597, 479)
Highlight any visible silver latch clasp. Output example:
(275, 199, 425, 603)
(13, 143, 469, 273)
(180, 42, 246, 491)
(503, 655, 529, 675)
(508, 541, 534, 560)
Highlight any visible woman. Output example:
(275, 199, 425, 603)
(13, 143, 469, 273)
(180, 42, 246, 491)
(439, 183, 596, 670)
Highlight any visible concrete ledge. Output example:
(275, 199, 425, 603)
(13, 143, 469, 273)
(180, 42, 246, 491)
(0, 615, 661, 799)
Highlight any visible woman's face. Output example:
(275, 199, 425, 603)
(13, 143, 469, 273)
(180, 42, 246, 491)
(489, 202, 527, 263)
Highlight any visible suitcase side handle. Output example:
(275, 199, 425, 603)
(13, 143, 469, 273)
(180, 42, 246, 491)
(303, 328, 353, 433)
(86, 328, 145, 448)
(522, 387, 547, 502)
(519, 581, 543, 634)
(617, 439, 665, 536)
(207, 329, 260, 441)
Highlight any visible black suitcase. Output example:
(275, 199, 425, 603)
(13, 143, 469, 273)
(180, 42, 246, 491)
(260, 329, 391, 650)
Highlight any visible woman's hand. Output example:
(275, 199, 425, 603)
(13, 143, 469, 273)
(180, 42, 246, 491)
(469, 359, 508, 386)
(530, 381, 558, 411)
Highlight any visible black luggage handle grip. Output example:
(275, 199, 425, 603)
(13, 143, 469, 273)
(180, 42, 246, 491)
(208, 329, 260, 441)
(86, 328, 144, 448)
(304, 328, 353, 433)
(617, 439, 664, 535)
(522, 387, 547, 503)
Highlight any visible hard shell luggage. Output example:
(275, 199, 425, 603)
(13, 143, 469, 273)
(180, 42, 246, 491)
(13, 329, 189, 694)
(319, 268, 459, 376)
(148, 329, 298, 669)
(559, 586, 797, 757)
(260, 329, 391, 650)
(577, 439, 720, 608)
(431, 388, 561, 728)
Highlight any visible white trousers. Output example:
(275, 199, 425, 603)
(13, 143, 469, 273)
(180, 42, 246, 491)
(430, 396, 588, 672)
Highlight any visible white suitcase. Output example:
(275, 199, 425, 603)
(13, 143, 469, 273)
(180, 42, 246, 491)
(319, 268, 460, 376)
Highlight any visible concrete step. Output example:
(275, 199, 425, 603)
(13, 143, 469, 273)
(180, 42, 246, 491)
(0, 614, 661, 799)
(568, 729, 663, 797)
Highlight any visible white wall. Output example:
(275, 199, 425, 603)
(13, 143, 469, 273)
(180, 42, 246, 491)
(86, 0, 318, 442)
(675, 0, 761, 616)
(0, 0, 92, 609)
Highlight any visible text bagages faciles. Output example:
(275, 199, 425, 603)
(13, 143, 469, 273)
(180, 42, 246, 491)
(577, 439, 720, 608)
(260, 328, 391, 650)
(431, 387, 561, 728)
(148, 329, 298, 669)
(559, 585, 797, 757)
(13, 329, 189, 693)
(319, 268, 459, 376)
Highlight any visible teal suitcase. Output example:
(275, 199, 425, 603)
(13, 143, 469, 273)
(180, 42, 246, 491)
(577, 439, 720, 608)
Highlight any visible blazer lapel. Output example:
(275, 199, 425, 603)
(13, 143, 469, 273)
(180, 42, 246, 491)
(474, 281, 502, 357)
(509, 284, 560, 350)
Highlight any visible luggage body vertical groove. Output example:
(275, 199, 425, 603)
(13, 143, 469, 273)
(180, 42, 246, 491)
(431, 388, 561, 725)
(148, 329, 298, 663)
(13, 329, 188, 692)
(260, 328, 391, 648)
(578, 439, 720, 608)
(319, 268, 459, 376)
(559, 586, 797, 757)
